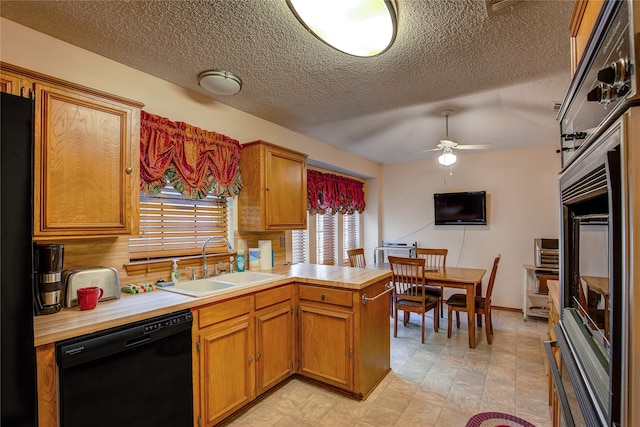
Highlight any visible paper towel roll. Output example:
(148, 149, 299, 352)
(258, 240, 272, 269)
(248, 248, 261, 270)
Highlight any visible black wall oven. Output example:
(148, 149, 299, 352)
(559, 116, 624, 426)
(555, 1, 636, 426)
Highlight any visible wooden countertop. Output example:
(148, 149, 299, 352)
(548, 279, 560, 310)
(33, 264, 391, 346)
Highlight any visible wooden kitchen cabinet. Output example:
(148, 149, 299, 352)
(238, 140, 307, 231)
(254, 285, 295, 395)
(193, 296, 255, 427)
(298, 281, 391, 398)
(569, 0, 604, 75)
(298, 300, 354, 391)
(0, 62, 143, 238)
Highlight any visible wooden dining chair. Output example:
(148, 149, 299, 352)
(347, 248, 366, 268)
(446, 254, 501, 345)
(389, 256, 439, 344)
(415, 248, 448, 317)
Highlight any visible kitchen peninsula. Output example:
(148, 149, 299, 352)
(33, 264, 392, 427)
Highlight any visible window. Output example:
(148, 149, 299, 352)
(316, 213, 337, 265)
(129, 185, 231, 261)
(292, 211, 360, 266)
(342, 212, 360, 264)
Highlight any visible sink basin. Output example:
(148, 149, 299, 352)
(214, 271, 285, 285)
(157, 272, 285, 298)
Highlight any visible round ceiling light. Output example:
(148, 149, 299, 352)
(198, 70, 242, 96)
(287, 0, 397, 57)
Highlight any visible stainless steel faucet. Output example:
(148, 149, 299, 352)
(202, 236, 234, 278)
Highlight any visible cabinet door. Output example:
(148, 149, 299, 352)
(264, 146, 307, 229)
(298, 303, 353, 391)
(33, 82, 139, 237)
(0, 71, 22, 96)
(255, 303, 294, 395)
(199, 315, 254, 427)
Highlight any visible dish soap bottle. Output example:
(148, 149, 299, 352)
(171, 259, 180, 282)
(236, 250, 245, 272)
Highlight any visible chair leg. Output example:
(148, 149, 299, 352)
(456, 311, 460, 329)
(404, 311, 410, 326)
(439, 287, 444, 318)
(447, 305, 453, 338)
(434, 305, 439, 333)
(421, 311, 425, 344)
(394, 306, 398, 338)
(486, 311, 493, 345)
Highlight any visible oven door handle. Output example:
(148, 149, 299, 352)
(544, 340, 576, 427)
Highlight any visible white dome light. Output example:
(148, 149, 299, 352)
(287, 0, 397, 57)
(438, 149, 457, 166)
(198, 70, 242, 96)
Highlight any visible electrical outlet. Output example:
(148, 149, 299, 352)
(280, 236, 286, 247)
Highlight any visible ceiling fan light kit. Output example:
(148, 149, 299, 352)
(198, 70, 242, 96)
(287, 0, 397, 57)
(438, 149, 457, 166)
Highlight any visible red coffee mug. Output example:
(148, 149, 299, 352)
(77, 287, 104, 311)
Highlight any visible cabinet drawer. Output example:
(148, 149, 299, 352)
(198, 296, 252, 329)
(299, 285, 352, 308)
(255, 285, 292, 311)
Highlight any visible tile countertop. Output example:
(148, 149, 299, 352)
(33, 263, 391, 346)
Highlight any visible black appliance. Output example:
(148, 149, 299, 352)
(1, 92, 38, 426)
(34, 243, 64, 315)
(553, 1, 635, 426)
(56, 310, 194, 427)
(433, 190, 487, 225)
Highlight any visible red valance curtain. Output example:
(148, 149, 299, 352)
(307, 170, 365, 215)
(140, 111, 242, 200)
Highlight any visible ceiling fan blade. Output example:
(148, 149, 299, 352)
(406, 147, 442, 155)
(454, 143, 494, 150)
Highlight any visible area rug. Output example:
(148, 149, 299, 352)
(466, 412, 536, 427)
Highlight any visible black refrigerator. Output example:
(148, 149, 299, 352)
(1, 92, 38, 427)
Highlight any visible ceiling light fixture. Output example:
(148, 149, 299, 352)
(287, 0, 397, 57)
(198, 70, 242, 96)
(438, 148, 457, 166)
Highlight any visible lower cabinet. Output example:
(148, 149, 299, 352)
(193, 296, 254, 427)
(298, 295, 354, 391)
(192, 285, 294, 427)
(255, 285, 295, 395)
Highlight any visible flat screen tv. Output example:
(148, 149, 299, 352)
(434, 191, 487, 225)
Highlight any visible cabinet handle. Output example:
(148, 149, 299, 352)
(125, 167, 133, 174)
(256, 352, 261, 360)
(265, 187, 270, 191)
(249, 357, 253, 365)
(361, 283, 393, 305)
(321, 293, 326, 301)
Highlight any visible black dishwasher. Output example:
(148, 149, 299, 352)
(56, 310, 193, 427)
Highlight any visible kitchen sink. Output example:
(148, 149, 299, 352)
(212, 271, 285, 285)
(158, 272, 285, 297)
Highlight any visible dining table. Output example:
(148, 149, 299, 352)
(369, 262, 486, 349)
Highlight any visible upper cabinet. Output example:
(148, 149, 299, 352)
(1, 63, 143, 238)
(238, 140, 307, 231)
(570, 0, 605, 75)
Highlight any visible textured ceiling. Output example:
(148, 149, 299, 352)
(0, 0, 574, 165)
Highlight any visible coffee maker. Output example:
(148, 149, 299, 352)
(34, 244, 64, 315)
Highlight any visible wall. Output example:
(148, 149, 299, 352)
(380, 145, 560, 309)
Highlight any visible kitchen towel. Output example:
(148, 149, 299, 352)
(248, 248, 261, 270)
(258, 240, 272, 269)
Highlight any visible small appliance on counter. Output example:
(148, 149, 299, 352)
(61, 266, 121, 308)
(534, 238, 559, 268)
(34, 243, 64, 315)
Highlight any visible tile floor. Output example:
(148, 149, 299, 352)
(223, 310, 552, 427)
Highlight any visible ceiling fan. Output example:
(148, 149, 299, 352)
(415, 109, 494, 166)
